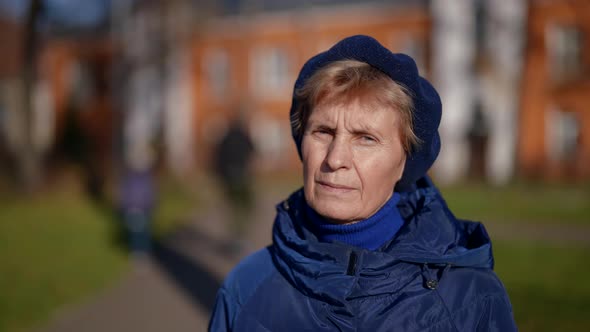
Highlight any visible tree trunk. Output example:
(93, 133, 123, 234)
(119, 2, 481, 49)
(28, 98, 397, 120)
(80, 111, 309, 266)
(18, 0, 43, 192)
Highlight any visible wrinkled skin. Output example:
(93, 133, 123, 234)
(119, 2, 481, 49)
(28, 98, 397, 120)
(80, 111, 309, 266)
(302, 98, 406, 224)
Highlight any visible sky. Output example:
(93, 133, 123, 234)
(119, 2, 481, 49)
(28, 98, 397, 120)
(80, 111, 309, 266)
(0, 0, 111, 28)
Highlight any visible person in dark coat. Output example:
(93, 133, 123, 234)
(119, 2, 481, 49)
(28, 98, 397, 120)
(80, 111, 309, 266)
(214, 115, 255, 246)
(209, 35, 516, 331)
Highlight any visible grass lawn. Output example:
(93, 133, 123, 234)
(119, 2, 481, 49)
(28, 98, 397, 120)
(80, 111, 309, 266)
(152, 176, 201, 237)
(0, 173, 587, 331)
(494, 241, 590, 331)
(0, 190, 127, 332)
(439, 181, 590, 224)
(0, 174, 198, 332)
(429, 180, 590, 329)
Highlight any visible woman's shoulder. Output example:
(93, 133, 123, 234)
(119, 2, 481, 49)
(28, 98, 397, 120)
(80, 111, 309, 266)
(221, 246, 277, 303)
(439, 266, 516, 330)
(448, 266, 508, 291)
(439, 265, 512, 310)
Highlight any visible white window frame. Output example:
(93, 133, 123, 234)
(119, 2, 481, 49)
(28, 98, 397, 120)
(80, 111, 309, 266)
(249, 45, 292, 99)
(202, 48, 230, 99)
(545, 23, 584, 83)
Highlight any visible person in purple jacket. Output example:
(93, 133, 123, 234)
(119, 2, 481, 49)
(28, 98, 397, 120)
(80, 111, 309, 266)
(119, 167, 156, 260)
(209, 35, 517, 331)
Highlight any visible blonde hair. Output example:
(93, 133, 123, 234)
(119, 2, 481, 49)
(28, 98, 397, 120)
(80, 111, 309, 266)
(292, 60, 420, 152)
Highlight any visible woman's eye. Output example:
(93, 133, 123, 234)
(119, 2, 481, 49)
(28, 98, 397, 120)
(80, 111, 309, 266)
(361, 135, 376, 143)
(315, 129, 331, 136)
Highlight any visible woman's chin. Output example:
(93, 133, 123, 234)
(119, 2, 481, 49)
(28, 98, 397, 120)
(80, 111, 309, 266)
(312, 204, 361, 225)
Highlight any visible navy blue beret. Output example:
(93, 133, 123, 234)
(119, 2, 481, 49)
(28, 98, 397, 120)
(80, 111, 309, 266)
(289, 35, 442, 192)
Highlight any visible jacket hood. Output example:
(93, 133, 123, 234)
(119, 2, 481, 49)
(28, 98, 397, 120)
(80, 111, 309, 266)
(271, 176, 493, 305)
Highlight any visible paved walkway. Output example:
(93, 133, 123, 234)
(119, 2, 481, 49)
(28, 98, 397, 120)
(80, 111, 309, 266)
(39, 189, 590, 332)
(39, 190, 278, 332)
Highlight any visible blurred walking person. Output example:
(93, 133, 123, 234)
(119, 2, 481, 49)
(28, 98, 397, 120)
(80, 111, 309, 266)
(119, 166, 156, 262)
(213, 114, 255, 253)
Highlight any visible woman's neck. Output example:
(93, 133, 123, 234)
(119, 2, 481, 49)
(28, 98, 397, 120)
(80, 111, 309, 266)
(305, 193, 404, 251)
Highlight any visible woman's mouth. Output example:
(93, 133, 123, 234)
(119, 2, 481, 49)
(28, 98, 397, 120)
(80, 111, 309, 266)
(316, 180, 355, 193)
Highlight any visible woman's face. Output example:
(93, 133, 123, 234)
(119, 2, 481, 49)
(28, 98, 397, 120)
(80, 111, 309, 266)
(302, 98, 406, 224)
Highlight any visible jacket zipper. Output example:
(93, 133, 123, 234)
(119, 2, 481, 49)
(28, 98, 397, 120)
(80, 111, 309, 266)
(346, 251, 358, 276)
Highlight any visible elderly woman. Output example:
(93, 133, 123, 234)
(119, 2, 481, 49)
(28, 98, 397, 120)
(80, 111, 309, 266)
(209, 35, 516, 331)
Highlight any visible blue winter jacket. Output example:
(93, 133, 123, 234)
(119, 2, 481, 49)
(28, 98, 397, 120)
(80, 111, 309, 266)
(209, 177, 517, 331)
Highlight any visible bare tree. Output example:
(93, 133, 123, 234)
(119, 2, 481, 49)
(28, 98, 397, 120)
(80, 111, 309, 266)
(17, 0, 43, 191)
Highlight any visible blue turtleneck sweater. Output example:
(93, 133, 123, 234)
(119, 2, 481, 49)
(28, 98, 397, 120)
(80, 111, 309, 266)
(305, 193, 405, 251)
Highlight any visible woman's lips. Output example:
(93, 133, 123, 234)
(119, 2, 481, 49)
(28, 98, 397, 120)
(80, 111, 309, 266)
(316, 180, 355, 193)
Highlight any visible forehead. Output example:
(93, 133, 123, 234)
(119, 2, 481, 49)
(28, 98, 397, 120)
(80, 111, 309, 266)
(318, 85, 398, 111)
(312, 92, 399, 119)
(309, 97, 400, 131)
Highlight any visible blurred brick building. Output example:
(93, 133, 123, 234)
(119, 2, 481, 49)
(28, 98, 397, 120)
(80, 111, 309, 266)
(1, 0, 588, 184)
(192, 1, 431, 172)
(193, 0, 590, 182)
(519, 0, 590, 180)
(0, 4, 116, 189)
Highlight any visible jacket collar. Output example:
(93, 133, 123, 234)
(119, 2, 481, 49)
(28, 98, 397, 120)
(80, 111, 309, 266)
(271, 176, 493, 305)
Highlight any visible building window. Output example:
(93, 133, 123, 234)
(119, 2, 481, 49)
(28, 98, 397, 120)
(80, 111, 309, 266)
(203, 49, 230, 99)
(545, 24, 584, 83)
(250, 112, 288, 170)
(546, 107, 580, 163)
(250, 46, 291, 99)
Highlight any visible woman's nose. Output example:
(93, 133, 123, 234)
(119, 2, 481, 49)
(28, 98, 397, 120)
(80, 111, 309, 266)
(324, 137, 351, 171)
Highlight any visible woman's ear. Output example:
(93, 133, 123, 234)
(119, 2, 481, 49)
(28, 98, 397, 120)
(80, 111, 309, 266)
(396, 154, 407, 182)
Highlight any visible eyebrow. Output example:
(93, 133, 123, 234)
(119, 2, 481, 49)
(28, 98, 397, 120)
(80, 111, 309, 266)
(351, 129, 375, 136)
(348, 119, 385, 137)
(307, 111, 389, 137)
(311, 122, 383, 139)
(315, 124, 336, 133)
